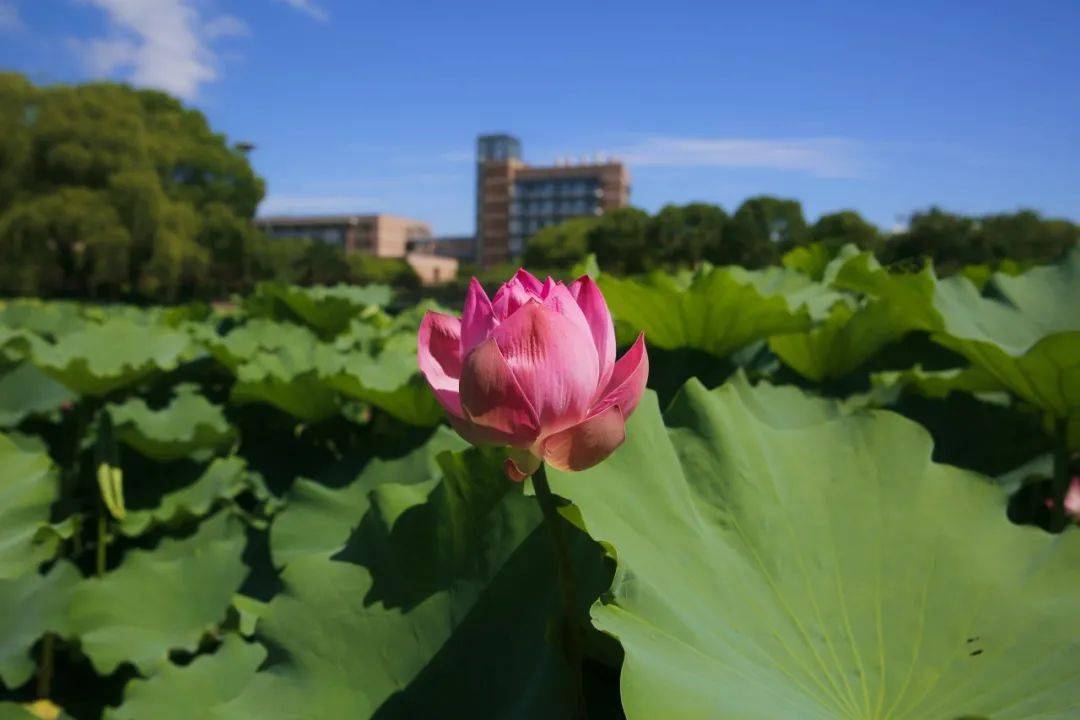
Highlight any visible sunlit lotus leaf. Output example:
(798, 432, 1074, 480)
(30, 319, 190, 396)
(245, 282, 393, 337)
(108, 385, 235, 461)
(0, 561, 80, 688)
(118, 456, 253, 536)
(769, 297, 916, 381)
(316, 333, 442, 427)
(0, 433, 65, 579)
(0, 363, 76, 428)
(67, 513, 247, 675)
(836, 249, 1080, 445)
(107, 635, 266, 720)
(0, 300, 89, 341)
(598, 267, 814, 356)
(218, 440, 606, 719)
(548, 377, 1080, 719)
(270, 426, 466, 568)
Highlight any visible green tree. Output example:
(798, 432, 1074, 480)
(299, 239, 350, 285)
(976, 210, 1078, 265)
(247, 235, 311, 285)
(881, 207, 1078, 273)
(523, 217, 597, 268)
(587, 207, 652, 274)
(881, 207, 982, 271)
(199, 202, 259, 295)
(347, 255, 420, 288)
(727, 196, 807, 266)
(809, 210, 882, 252)
(0, 72, 266, 300)
(0, 73, 34, 212)
(648, 203, 728, 266)
(0, 188, 131, 297)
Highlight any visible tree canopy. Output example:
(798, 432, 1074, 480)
(0, 73, 264, 300)
(524, 195, 1077, 276)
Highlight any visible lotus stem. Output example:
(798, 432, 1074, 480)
(532, 465, 588, 720)
(96, 512, 108, 577)
(36, 632, 54, 699)
(1050, 417, 1070, 533)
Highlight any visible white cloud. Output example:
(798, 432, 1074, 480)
(275, 0, 328, 22)
(258, 195, 384, 216)
(76, 0, 246, 100)
(613, 136, 863, 179)
(0, 1, 23, 32)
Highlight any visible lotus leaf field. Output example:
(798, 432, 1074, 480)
(1, 246, 1078, 719)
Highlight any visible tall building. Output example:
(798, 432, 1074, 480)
(475, 134, 630, 267)
(256, 213, 431, 257)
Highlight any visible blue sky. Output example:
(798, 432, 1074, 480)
(2, 0, 1079, 234)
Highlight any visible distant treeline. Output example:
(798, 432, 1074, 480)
(0, 72, 418, 301)
(1, 71, 1076, 303)
(524, 200, 1079, 275)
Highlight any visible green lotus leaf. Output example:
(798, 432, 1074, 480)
(0, 703, 45, 719)
(728, 264, 845, 320)
(30, 319, 190, 396)
(107, 385, 235, 461)
(246, 282, 393, 337)
(836, 250, 1080, 443)
(996, 454, 1053, 496)
(119, 456, 253, 536)
(67, 512, 248, 676)
(872, 365, 1008, 403)
(782, 242, 833, 279)
(548, 377, 1080, 720)
(195, 320, 319, 373)
(931, 331, 1080, 449)
(769, 297, 918, 382)
(769, 248, 933, 381)
(230, 595, 268, 638)
(220, 441, 606, 719)
(384, 298, 453, 334)
(0, 433, 66, 579)
(781, 243, 862, 283)
(322, 370, 441, 426)
(107, 635, 266, 720)
(198, 320, 340, 422)
(0, 561, 80, 688)
(0, 329, 40, 364)
(831, 253, 946, 332)
(270, 426, 466, 568)
(0, 300, 89, 341)
(316, 334, 442, 427)
(874, 362, 1079, 451)
(0, 363, 76, 428)
(598, 266, 814, 357)
(230, 371, 339, 423)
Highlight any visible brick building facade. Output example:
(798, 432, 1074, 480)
(475, 134, 630, 267)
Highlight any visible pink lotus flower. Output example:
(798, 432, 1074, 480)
(1066, 477, 1080, 522)
(1044, 476, 1080, 523)
(418, 269, 648, 480)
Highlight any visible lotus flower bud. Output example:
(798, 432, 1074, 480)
(1066, 477, 1080, 522)
(418, 269, 648, 480)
